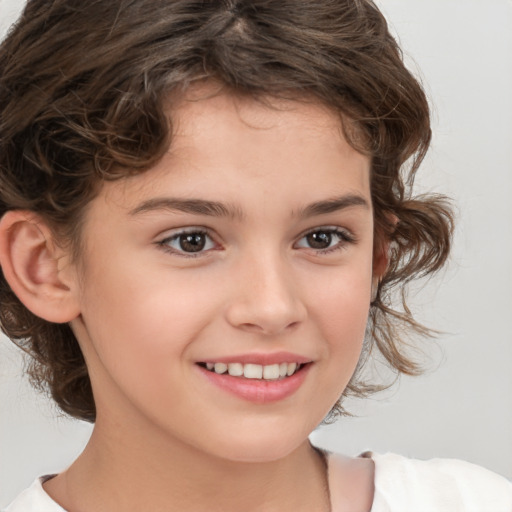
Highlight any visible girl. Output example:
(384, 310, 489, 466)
(0, 1, 510, 510)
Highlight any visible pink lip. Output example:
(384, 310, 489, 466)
(199, 351, 313, 365)
(196, 362, 312, 404)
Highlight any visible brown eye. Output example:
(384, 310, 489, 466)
(295, 227, 354, 253)
(159, 230, 216, 255)
(306, 231, 333, 249)
(179, 233, 207, 252)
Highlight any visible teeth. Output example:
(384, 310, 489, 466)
(214, 363, 228, 374)
(263, 364, 280, 380)
(204, 361, 303, 380)
(228, 363, 243, 377)
(244, 364, 263, 379)
(287, 363, 297, 376)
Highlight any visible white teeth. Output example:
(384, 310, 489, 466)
(287, 362, 297, 376)
(228, 363, 244, 377)
(263, 364, 280, 380)
(244, 364, 263, 379)
(214, 363, 228, 374)
(204, 361, 303, 379)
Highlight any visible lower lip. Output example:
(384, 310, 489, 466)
(197, 364, 311, 404)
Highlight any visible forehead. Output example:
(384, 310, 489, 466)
(101, 88, 371, 213)
(172, 87, 356, 162)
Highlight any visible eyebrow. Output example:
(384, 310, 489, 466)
(129, 193, 369, 220)
(129, 198, 245, 220)
(297, 194, 370, 219)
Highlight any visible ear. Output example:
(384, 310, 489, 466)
(372, 213, 398, 291)
(0, 210, 80, 323)
(372, 237, 389, 280)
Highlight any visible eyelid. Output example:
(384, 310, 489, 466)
(294, 225, 357, 253)
(156, 226, 221, 257)
(154, 225, 356, 258)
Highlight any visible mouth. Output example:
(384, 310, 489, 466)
(195, 353, 313, 403)
(197, 361, 306, 380)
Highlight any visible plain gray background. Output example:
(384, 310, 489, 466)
(1, 0, 511, 506)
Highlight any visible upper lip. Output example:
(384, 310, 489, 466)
(198, 352, 313, 366)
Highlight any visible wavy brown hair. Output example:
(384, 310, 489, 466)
(0, 0, 453, 422)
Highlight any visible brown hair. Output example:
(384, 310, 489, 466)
(0, 0, 453, 422)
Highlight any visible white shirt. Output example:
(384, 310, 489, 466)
(4, 452, 512, 512)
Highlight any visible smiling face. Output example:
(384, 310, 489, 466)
(69, 91, 376, 462)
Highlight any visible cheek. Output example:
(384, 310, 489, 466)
(307, 271, 372, 408)
(77, 259, 221, 370)
(305, 262, 372, 361)
(75, 267, 215, 420)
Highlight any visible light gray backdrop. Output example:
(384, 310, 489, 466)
(1, 0, 511, 506)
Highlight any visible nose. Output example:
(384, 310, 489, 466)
(225, 252, 307, 336)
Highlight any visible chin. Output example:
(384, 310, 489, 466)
(192, 419, 314, 464)
(217, 439, 303, 464)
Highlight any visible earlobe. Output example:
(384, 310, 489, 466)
(0, 211, 80, 323)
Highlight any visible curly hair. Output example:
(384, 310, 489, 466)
(0, 0, 453, 422)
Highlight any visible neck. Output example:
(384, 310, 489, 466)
(44, 417, 330, 512)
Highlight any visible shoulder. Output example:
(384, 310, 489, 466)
(361, 451, 512, 512)
(2, 476, 65, 512)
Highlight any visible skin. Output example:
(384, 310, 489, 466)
(5, 90, 381, 511)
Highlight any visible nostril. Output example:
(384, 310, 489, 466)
(238, 322, 266, 333)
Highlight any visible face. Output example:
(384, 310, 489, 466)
(70, 91, 376, 462)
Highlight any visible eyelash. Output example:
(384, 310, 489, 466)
(156, 229, 218, 259)
(294, 227, 356, 254)
(156, 226, 356, 258)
